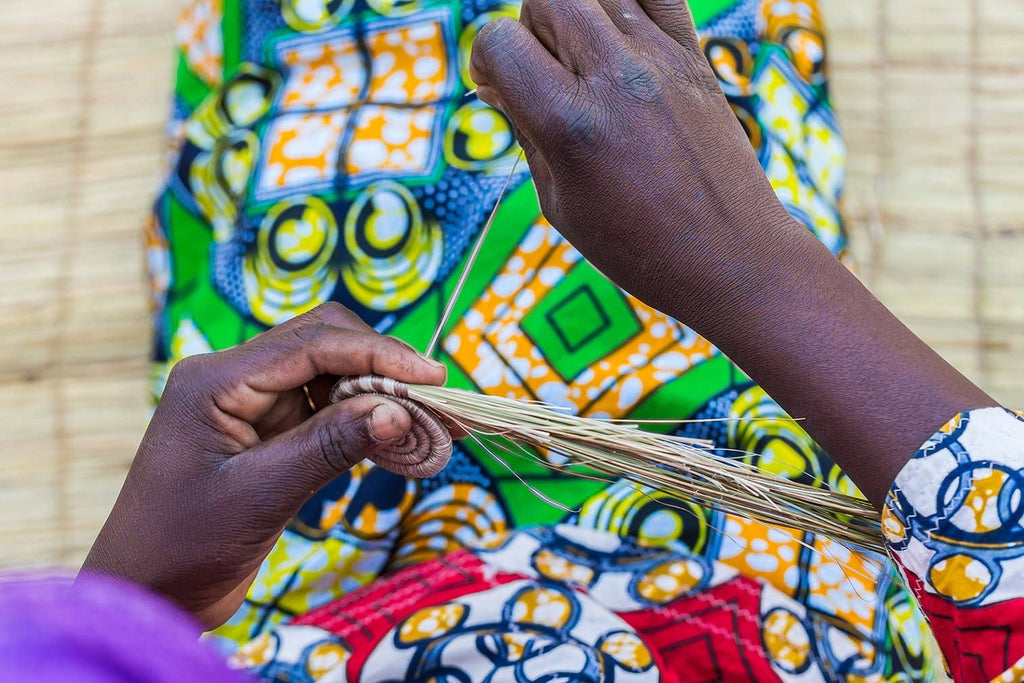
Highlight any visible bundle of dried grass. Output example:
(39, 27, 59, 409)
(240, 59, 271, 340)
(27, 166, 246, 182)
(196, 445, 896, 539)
(331, 375, 884, 553)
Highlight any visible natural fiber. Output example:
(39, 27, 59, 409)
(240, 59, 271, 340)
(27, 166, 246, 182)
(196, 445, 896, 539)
(330, 376, 453, 478)
(331, 375, 885, 552)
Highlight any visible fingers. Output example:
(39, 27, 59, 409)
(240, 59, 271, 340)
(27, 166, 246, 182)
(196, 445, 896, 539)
(630, 0, 721, 91)
(246, 395, 407, 495)
(518, 0, 628, 72)
(274, 300, 374, 334)
(239, 395, 451, 512)
(589, 0, 650, 37)
(226, 315, 441, 409)
(164, 303, 446, 426)
(246, 329, 442, 418)
(242, 325, 444, 390)
(633, 0, 702, 52)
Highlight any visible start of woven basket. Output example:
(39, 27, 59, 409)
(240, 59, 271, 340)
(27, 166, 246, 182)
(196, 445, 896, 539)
(330, 374, 884, 552)
(329, 375, 453, 479)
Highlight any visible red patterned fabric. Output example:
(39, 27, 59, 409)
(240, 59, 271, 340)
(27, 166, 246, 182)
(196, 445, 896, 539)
(622, 577, 781, 682)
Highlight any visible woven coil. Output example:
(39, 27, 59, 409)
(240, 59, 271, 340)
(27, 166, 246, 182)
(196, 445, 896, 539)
(329, 375, 453, 478)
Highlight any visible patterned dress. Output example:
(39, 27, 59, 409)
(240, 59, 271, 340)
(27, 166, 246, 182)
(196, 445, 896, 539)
(226, 408, 1024, 682)
(152, 0, 937, 679)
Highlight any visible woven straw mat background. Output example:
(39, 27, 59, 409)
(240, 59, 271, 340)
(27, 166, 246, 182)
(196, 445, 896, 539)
(1, 0, 1022, 570)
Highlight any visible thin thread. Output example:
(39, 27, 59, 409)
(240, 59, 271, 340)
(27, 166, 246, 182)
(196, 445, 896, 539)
(470, 433, 580, 514)
(425, 151, 524, 357)
(469, 430, 882, 585)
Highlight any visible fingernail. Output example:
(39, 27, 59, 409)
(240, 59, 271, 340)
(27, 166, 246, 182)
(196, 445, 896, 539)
(369, 403, 405, 442)
(423, 356, 446, 371)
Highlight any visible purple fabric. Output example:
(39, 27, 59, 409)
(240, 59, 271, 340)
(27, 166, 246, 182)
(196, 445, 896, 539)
(0, 572, 244, 682)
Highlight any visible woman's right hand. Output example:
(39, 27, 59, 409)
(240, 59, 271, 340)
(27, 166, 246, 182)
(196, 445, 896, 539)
(470, 0, 796, 326)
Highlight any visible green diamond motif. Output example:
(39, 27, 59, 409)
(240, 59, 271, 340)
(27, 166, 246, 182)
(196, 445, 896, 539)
(520, 265, 641, 382)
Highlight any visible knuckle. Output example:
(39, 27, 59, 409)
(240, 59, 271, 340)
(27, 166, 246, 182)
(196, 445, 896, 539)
(474, 17, 520, 61)
(311, 301, 358, 326)
(292, 302, 342, 330)
(289, 306, 323, 327)
(161, 354, 224, 414)
(166, 354, 207, 389)
(671, 46, 723, 94)
(294, 303, 368, 338)
(317, 420, 360, 472)
(559, 104, 603, 154)
(623, 70, 662, 101)
(289, 320, 327, 347)
(317, 301, 347, 315)
(565, 5, 591, 36)
(609, 52, 664, 104)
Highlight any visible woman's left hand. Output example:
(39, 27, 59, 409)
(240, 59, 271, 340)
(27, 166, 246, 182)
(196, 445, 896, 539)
(82, 303, 449, 629)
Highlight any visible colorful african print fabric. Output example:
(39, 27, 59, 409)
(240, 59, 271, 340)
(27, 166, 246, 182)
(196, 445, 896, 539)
(151, 0, 937, 679)
(884, 407, 1024, 683)
(229, 524, 925, 681)
(224, 408, 1024, 682)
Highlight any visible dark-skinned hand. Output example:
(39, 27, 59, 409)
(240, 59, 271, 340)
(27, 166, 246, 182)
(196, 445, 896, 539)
(82, 303, 451, 629)
(470, 0, 791, 323)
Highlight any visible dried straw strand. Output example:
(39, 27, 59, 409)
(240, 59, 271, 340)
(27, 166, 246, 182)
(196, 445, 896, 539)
(332, 376, 884, 552)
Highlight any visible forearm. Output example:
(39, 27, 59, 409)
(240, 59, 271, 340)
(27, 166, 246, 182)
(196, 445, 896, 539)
(665, 215, 995, 507)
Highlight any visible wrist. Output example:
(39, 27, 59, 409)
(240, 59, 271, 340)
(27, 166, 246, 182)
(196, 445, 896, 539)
(666, 220, 992, 506)
(696, 217, 829, 350)
(636, 191, 811, 343)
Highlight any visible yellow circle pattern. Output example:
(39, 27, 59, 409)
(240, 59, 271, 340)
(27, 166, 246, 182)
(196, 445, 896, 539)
(636, 559, 703, 604)
(281, 0, 355, 32)
(244, 195, 340, 325)
(444, 101, 517, 171)
(762, 609, 811, 672)
(928, 554, 992, 603)
(342, 182, 441, 312)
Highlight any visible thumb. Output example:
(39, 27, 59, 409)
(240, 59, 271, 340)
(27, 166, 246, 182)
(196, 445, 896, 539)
(470, 17, 573, 148)
(238, 396, 429, 513)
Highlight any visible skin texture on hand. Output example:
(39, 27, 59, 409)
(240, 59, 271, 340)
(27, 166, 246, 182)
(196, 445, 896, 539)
(471, 0, 996, 507)
(469, 0, 792, 324)
(81, 303, 450, 630)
